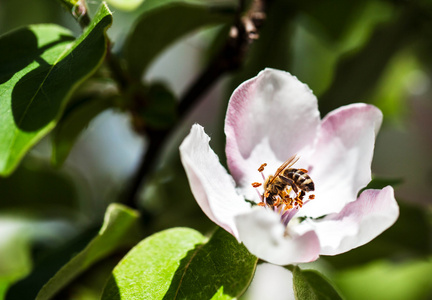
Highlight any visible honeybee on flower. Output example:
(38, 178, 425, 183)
(180, 68, 399, 265)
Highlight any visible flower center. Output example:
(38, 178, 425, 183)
(251, 159, 315, 226)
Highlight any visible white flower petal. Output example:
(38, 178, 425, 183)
(299, 103, 383, 218)
(180, 124, 250, 238)
(225, 69, 320, 198)
(296, 186, 399, 255)
(235, 208, 320, 265)
(244, 263, 295, 300)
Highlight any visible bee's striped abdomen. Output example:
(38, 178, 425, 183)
(284, 168, 315, 192)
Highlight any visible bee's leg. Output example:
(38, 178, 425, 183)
(281, 176, 298, 194)
(282, 186, 292, 197)
(273, 195, 282, 207)
(292, 190, 304, 207)
(265, 195, 274, 206)
(298, 190, 305, 200)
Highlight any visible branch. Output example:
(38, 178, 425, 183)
(179, 0, 269, 115)
(124, 0, 272, 209)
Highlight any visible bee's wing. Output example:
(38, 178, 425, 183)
(269, 155, 300, 184)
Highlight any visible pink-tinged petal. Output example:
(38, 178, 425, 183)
(225, 69, 320, 197)
(180, 124, 250, 238)
(297, 186, 398, 255)
(299, 103, 383, 218)
(235, 208, 320, 265)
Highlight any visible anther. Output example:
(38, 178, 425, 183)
(252, 182, 262, 188)
(258, 163, 267, 172)
(309, 194, 315, 200)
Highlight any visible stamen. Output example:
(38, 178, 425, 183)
(251, 161, 316, 228)
(273, 196, 281, 207)
(255, 189, 263, 202)
(258, 163, 267, 172)
(295, 199, 303, 207)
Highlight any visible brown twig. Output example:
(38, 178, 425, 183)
(179, 0, 269, 115)
(124, 0, 272, 209)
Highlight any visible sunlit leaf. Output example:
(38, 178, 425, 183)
(334, 259, 432, 300)
(124, 2, 234, 78)
(105, 0, 144, 11)
(0, 216, 77, 299)
(36, 204, 143, 300)
(0, 158, 83, 298)
(0, 225, 32, 300)
(290, 266, 343, 300)
(0, 3, 112, 176)
(102, 227, 258, 299)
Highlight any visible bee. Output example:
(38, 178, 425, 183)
(262, 155, 315, 206)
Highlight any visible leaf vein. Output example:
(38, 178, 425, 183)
(173, 241, 206, 300)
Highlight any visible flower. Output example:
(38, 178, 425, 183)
(179, 68, 399, 265)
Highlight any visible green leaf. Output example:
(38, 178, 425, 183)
(0, 3, 112, 176)
(0, 158, 83, 298)
(0, 214, 78, 299)
(0, 227, 32, 300)
(334, 259, 432, 300)
(358, 176, 403, 196)
(141, 82, 177, 129)
(291, 266, 343, 300)
(51, 97, 113, 166)
(0, 158, 78, 212)
(124, 2, 234, 78)
(105, 0, 145, 11)
(35, 203, 143, 300)
(102, 227, 258, 299)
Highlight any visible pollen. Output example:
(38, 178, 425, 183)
(258, 163, 267, 172)
(295, 199, 303, 207)
(251, 160, 316, 227)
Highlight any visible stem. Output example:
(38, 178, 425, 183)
(123, 0, 272, 209)
(123, 128, 168, 211)
(57, 0, 90, 29)
(180, 0, 269, 114)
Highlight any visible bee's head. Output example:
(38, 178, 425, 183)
(263, 175, 273, 191)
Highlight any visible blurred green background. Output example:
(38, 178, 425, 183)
(0, 0, 431, 299)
